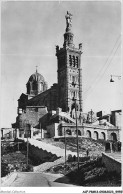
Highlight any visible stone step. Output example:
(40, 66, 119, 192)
(23, 138, 77, 157)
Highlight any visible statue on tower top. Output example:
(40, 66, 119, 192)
(65, 11, 72, 29)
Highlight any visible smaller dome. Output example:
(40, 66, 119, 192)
(29, 71, 44, 82)
(26, 69, 48, 97)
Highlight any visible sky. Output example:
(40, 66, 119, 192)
(1, 0, 122, 128)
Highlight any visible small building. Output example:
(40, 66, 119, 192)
(1, 128, 16, 139)
(44, 108, 120, 141)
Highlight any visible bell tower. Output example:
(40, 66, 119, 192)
(56, 11, 83, 117)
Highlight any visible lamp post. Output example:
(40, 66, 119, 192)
(110, 75, 121, 82)
(74, 98, 79, 170)
(24, 119, 29, 167)
(61, 121, 66, 166)
(27, 122, 29, 166)
(64, 127, 67, 166)
(40, 122, 42, 139)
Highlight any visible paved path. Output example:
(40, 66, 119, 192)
(2, 172, 75, 187)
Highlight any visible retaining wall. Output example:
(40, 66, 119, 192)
(102, 153, 121, 174)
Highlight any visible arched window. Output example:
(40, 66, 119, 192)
(73, 56, 75, 67)
(110, 133, 117, 141)
(76, 56, 78, 67)
(94, 131, 99, 140)
(69, 55, 72, 66)
(101, 132, 106, 140)
(74, 91, 76, 97)
(86, 130, 91, 138)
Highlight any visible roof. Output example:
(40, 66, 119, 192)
(91, 120, 116, 129)
(27, 69, 46, 84)
(50, 111, 76, 124)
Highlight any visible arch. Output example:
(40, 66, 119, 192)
(75, 129, 81, 136)
(110, 132, 117, 141)
(101, 132, 106, 140)
(86, 130, 91, 138)
(66, 129, 72, 135)
(94, 131, 99, 140)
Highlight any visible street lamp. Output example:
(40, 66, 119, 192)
(110, 75, 121, 82)
(24, 119, 29, 167)
(61, 121, 67, 166)
(40, 121, 43, 139)
(64, 126, 67, 166)
(73, 97, 79, 170)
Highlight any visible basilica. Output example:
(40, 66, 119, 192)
(12, 12, 121, 142)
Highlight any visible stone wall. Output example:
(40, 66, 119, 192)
(56, 123, 120, 142)
(102, 153, 121, 174)
(18, 106, 48, 129)
(60, 124, 84, 136)
(1, 128, 16, 139)
(107, 129, 120, 141)
(83, 126, 108, 140)
(46, 123, 59, 137)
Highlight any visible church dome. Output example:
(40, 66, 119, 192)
(26, 69, 48, 97)
(29, 71, 45, 82)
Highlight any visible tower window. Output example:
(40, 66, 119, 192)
(72, 56, 75, 67)
(76, 57, 78, 68)
(69, 55, 72, 66)
(74, 91, 76, 97)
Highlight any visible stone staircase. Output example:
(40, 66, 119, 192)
(23, 138, 77, 157)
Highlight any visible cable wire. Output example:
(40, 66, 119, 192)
(83, 35, 121, 96)
(83, 39, 121, 101)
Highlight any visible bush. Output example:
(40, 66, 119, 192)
(22, 164, 33, 172)
(1, 162, 10, 177)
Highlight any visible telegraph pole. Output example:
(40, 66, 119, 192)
(40, 122, 42, 139)
(25, 120, 29, 167)
(64, 127, 66, 166)
(75, 99, 79, 170)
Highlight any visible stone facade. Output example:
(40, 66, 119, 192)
(47, 122, 120, 142)
(97, 110, 122, 129)
(1, 128, 16, 139)
(56, 11, 83, 118)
